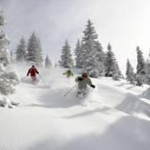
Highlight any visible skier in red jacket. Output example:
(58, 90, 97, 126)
(27, 65, 39, 83)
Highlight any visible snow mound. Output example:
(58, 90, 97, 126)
(141, 88, 150, 100)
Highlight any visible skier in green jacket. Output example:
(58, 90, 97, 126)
(63, 69, 73, 78)
(75, 72, 95, 97)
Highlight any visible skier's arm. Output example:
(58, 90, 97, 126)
(87, 78, 95, 88)
(35, 68, 39, 74)
(27, 69, 30, 76)
(75, 77, 83, 82)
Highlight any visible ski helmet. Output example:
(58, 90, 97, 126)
(82, 72, 88, 78)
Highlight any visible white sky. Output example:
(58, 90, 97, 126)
(1, 0, 150, 73)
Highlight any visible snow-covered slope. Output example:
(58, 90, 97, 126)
(0, 67, 150, 150)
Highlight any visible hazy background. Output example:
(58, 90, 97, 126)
(1, 0, 150, 74)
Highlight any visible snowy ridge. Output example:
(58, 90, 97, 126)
(0, 67, 150, 150)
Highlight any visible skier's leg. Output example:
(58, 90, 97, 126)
(82, 88, 87, 96)
(76, 88, 81, 97)
(31, 76, 37, 84)
(76, 88, 87, 98)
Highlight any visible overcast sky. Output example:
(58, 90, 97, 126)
(1, 0, 150, 73)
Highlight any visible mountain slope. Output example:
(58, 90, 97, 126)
(0, 68, 150, 150)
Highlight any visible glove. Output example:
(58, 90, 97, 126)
(91, 84, 95, 88)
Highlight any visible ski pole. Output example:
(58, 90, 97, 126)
(64, 84, 76, 97)
(22, 76, 27, 79)
(21, 76, 27, 81)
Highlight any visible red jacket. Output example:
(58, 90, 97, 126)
(27, 67, 39, 77)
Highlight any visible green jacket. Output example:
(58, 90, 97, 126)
(75, 76, 92, 89)
(63, 70, 73, 78)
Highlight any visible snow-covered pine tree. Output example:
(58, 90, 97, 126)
(10, 51, 14, 63)
(126, 59, 135, 84)
(45, 55, 52, 68)
(78, 41, 86, 69)
(74, 39, 82, 68)
(95, 41, 106, 76)
(36, 38, 43, 66)
(59, 40, 73, 68)
(105, 43, 121, 80)
(136, 46, 145, 74)
(26, 32, 43, 66)
(0, 10, 5, 26)
(0, 10, 19, 95)
(0, 11, 10, 66)
(16, 37, 27, 62)
(145, 52, 150, 85)
(81, 19, 104, 77)
(113, 62, 122, 80)
(136, 46, 145, 86)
